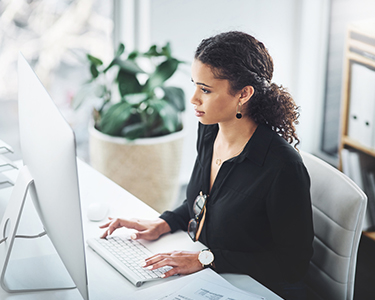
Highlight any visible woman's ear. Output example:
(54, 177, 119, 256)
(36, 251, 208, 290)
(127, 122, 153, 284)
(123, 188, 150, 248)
(239, 86, 254, 105)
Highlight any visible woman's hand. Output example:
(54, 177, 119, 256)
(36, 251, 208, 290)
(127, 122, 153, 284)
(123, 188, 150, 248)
(100, 218, 203, 277)
(142, 251, 203, 278)
(99, 217, 171, 240)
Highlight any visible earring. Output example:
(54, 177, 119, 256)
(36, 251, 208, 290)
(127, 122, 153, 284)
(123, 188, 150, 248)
(236, 102, 242, 119)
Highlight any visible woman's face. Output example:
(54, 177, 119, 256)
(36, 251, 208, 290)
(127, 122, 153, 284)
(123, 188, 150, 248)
(190, 60, 239, 125)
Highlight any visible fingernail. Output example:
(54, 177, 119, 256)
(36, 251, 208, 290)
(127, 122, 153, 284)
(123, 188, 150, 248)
(139, 260, 146, 267)
(160, 274, 165, 278)
(147, 266, 153, 270)
(130, 233, 137, 240)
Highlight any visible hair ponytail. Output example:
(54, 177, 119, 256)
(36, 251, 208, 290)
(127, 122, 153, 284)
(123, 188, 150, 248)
(247, 83, 300, 148)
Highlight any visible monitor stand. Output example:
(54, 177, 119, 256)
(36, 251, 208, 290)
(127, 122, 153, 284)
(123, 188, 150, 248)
(0, 166, 75, 293)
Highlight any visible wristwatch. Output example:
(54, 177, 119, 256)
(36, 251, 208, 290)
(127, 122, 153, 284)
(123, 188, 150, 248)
(198, 249, 214, 268)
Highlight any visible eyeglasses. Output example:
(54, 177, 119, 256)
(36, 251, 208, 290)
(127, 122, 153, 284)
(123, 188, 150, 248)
(188, 191, 207, 242)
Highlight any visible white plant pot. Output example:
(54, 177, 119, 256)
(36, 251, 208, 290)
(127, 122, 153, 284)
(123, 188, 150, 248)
(88, 123, 186, 213)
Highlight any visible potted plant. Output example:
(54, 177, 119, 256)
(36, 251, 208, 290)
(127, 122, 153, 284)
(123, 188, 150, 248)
(73, 43, 186, 212)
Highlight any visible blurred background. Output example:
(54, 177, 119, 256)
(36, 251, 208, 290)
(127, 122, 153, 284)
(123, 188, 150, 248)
(1, 0, 375, 187)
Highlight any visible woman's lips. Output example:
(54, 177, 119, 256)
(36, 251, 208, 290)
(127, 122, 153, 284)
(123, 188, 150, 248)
(195, 109, 205, 117)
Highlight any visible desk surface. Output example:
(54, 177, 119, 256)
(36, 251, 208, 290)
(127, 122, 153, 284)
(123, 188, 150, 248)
(0, 160, 282, 300)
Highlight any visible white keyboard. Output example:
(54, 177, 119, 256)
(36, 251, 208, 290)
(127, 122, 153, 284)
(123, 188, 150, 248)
(87, 236, 171, 287)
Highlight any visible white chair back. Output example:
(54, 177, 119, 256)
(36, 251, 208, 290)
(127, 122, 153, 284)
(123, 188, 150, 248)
(301, 151, 367, 300)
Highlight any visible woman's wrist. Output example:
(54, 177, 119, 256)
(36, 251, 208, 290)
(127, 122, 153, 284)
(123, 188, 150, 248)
(198, 249, 215, 269)
(156, 218, 171, 236)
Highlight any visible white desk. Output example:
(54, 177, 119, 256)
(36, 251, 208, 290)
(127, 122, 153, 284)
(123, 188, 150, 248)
(0, 160, 282, 300)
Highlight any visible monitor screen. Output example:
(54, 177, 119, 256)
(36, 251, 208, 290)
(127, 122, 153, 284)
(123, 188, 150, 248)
(0, 53, 89, 299)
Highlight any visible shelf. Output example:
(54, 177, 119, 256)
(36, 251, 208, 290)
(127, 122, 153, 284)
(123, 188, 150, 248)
(342, 20, 375, 235)
(342, 136, 375, 158)
(348, 52, 375, 68)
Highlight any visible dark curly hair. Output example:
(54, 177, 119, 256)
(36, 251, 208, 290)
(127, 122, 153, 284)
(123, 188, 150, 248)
(194, 31, 300, 148)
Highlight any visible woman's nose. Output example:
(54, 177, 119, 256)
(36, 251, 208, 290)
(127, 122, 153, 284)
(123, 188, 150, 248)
(190, 89, 200, 106)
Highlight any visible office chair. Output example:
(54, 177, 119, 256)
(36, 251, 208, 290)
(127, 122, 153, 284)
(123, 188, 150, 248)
(300, 151, 367, 300)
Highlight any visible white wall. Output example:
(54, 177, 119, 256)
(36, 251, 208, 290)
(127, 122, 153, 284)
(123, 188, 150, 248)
(293, 1, 330, 162)
(116, 0, 330, 184)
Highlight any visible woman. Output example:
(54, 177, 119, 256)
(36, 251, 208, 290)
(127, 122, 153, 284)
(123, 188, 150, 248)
(101, 31, 314, 299)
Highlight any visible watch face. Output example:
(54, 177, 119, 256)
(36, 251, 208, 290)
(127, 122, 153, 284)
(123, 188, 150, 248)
(199, 250, 214, 265)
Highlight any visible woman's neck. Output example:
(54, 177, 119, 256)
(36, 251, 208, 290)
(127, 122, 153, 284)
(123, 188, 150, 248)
(216, 117, 258, 148)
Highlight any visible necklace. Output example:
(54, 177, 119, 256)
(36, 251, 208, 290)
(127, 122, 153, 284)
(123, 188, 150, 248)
(214, 140, 248, 166)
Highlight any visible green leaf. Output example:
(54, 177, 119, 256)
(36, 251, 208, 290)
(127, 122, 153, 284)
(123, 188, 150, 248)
(161, 86, 185, 112)
(128, 50, 139, 60)
(161, 42, 172, 58)
(90, 63, 99, 78)
(144, 45, 158, 56)
(115, 43, 125, 57)
(113, 57, 145, 74)
(99, 102, 133, 136)
(117, 70, 142, 96)
(158, 102, 180, 133)
(144, 58, 179, 91)
(122, 93, 149, 104)
(101, 44, 126, 73)
(102, 59, 115, 73)
(87, 54, 103, 66)
(146, 99, 180, 134)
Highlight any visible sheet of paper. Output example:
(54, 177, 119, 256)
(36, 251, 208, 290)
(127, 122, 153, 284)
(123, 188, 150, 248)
(158, 277, 264, 300)
(129, 268, 266, 300)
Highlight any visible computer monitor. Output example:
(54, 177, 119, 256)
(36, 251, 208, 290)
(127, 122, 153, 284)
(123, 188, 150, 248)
(0, 53, 89, 299)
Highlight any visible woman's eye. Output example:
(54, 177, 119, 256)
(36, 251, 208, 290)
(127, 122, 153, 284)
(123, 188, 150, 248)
(201, 88, 210, 94)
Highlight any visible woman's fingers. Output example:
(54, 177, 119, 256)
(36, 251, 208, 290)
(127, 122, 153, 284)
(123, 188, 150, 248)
(99, 218, 128, 238)
(161, 267, 180, 278)
(142, 251, 202, 278)
(130, 229, 152, 240)
(143, 253, 169, 267)
(98, 217, 114, 229)
(99, 218, 170, 240)
(99, 218, 117, 238)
